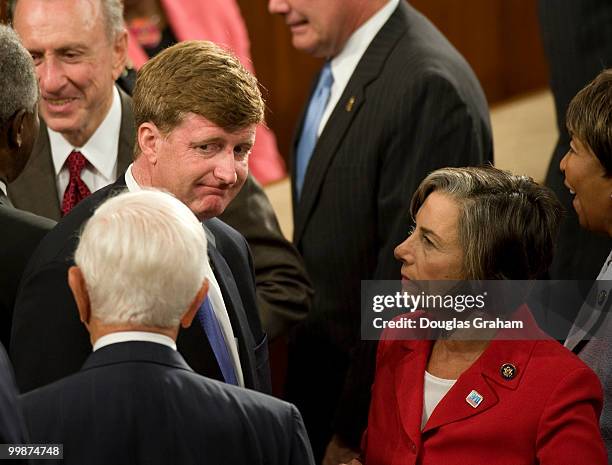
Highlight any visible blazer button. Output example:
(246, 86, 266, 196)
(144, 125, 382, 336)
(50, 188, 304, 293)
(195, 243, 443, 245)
(411, 443, 416, 453)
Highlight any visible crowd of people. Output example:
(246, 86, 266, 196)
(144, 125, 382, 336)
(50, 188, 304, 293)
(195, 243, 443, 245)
(0, 0, 609, 464)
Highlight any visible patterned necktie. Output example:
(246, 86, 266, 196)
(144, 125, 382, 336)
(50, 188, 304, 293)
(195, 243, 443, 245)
(198, 295, 238, 385)
(61, 150, 91, 216)
(295, 63, 334, 198)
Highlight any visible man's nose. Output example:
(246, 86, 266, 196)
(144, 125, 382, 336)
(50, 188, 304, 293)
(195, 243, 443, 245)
(213, 150, 238, 185)
(268, 0, 290, 15)
(38, 56, 67, 95)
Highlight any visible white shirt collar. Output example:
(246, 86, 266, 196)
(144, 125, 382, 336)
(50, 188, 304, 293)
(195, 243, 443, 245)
(93, 330, 177, 352)
(0, 180, 6, 196)
(318, 0, 398, 134)
(49, 86, 122, 179)
(598, 250, 612, 280)
(124, 163, 140, 192)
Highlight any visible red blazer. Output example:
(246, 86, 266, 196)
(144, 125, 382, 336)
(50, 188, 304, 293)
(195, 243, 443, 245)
(363, 310, 606, 465)
(127, 0, 286, 184)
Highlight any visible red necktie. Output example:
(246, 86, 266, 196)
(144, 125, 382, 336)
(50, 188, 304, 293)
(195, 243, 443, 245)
(61, 151, 91, 216)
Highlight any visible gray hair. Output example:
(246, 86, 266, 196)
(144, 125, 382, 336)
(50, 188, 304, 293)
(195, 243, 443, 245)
(12, 0, 125, 40)
(0, 24, 37, 126)
(99, 0, 125, 40)
(410, 166, 563, 279)
(75, 189, 210, 328)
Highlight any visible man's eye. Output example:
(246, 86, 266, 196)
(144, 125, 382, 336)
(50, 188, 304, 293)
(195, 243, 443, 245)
(234, 146, 251, 158)
(30, 53, 42, 65)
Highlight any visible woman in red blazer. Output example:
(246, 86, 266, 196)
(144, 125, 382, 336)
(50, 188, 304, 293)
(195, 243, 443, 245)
(360, 167, 607, 465)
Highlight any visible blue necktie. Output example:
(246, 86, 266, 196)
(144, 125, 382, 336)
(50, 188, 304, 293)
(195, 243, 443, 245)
(295, 63, 334, 198)
(197, 295, 238, 385)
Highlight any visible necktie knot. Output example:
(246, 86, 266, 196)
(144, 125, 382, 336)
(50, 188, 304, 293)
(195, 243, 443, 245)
(61, 150, 91, 216)
(66, 150, 88, 177)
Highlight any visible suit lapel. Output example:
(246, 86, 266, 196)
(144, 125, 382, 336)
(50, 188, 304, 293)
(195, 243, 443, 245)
(394, 340, 430, 448)
(423, 336, 537, 433)
(117, 88, 135, 175)
(293, 3, 408, 243)
(8, 121, 62, 220)
(205, 231, 257, 389)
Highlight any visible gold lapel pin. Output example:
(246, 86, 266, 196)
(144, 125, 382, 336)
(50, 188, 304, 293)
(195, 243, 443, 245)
(345, 96, 356, 112)
(500, 363, 517, 380)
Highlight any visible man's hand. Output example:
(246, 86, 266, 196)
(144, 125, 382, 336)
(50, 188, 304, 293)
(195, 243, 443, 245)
(322, 435, 360, 465)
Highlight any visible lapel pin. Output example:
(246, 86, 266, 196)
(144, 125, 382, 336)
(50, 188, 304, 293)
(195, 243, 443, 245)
(500, 363, 517, 380)
(465, 390, 484, 408)
(345, 96, 356, 112)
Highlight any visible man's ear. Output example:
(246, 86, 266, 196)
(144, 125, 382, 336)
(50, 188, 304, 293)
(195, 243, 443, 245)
(137, 122, 162, 165)
(111, 30, 129, 81)
(68, 266, 92, 326)
(181, 279, 209, 328)
(7, 109, 28, 150)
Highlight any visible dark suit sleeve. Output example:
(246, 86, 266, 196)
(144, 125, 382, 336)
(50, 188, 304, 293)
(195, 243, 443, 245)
(10, 261, 90, 393)
(333, 73, 492, 448)
(219, 175, 313, 339)
(288, 404, 316, 465)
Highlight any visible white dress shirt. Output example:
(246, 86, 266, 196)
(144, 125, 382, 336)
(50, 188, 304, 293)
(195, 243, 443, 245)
(49, 86, 122, 204)
(124, 165, 245, 386)
(93, 331, 177, 352)
(318, 0, 400, 135)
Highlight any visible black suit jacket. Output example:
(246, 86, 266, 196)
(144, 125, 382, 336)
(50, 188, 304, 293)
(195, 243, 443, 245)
(289, 1, 492, 448)
(0, 194, 54, 348)
(10, 177, 271, 394)
(538, 0, 612, 281)
(7, 88, 134, 221)
(21, 341, 314, 465)
(0, 342, 29, 462)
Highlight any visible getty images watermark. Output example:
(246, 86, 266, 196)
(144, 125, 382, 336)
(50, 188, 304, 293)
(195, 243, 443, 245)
(361, 280, 610, 340)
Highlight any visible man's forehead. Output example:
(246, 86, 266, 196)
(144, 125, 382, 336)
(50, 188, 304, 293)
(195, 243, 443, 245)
(168, 113, 257, 139)
(14, 0, 104, 37)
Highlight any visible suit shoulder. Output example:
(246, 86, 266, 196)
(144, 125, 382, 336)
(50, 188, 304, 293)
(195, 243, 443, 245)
(0, 205, 55, 238)
(204, 217, 249, 251)
(28, 184, 127, 266)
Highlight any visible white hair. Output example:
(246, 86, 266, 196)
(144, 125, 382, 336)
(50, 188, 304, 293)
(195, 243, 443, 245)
(0, 24, 37, 126)
(75, 189, 209, 328)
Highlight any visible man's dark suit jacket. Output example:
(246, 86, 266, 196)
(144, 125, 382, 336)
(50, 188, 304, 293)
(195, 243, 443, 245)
(21, 341, 315, 465)
(286, 1, 493, 454)
(7, 89, 311, 340)
(10, 177, 271, 394)
(0, 342, 29, 462)
(0, 194, 54, 347)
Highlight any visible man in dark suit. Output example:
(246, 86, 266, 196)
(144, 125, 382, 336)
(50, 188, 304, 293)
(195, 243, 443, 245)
(269, 0, 492, 462)
(538, 0, 612, 282)
(22, 189, 315, 465)
(0, 24, 55, 348)
(10, 0, 312, 340)
(0, 27, 44, 455)
(11, 41, 274, 394)
(9, 0, 131, 219)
